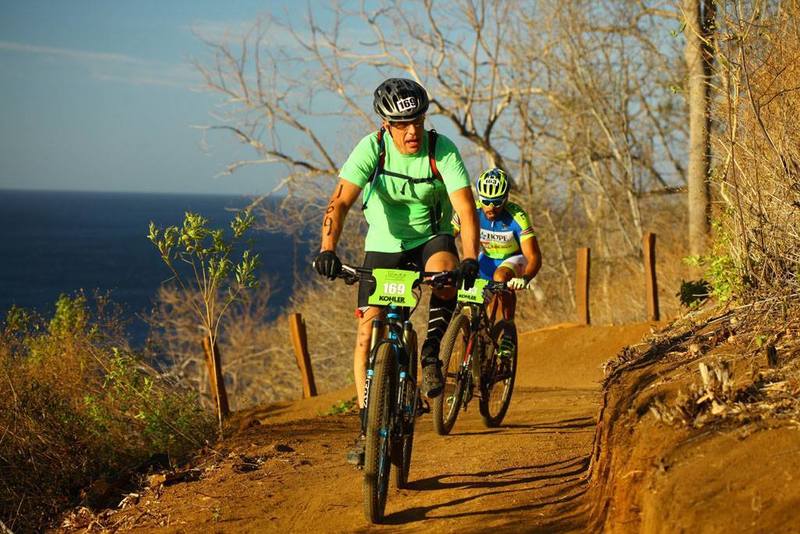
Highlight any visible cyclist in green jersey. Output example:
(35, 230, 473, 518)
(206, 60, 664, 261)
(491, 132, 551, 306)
(313, 78, 480, 465)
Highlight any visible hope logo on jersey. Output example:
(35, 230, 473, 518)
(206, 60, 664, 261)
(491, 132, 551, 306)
(481, 229, 514, 243)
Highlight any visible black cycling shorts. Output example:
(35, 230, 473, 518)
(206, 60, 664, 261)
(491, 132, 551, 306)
(357, 234, 458, 309)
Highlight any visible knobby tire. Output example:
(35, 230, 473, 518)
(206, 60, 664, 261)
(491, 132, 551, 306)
(479, 319, 517, 428)
(363, 343, 397, 523)
(433, 310, 470, 435)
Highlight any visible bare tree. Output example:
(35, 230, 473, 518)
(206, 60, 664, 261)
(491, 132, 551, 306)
(194, 0, 690, 326)
(504, 0, 687, 320)
(683, 0, 716, 259)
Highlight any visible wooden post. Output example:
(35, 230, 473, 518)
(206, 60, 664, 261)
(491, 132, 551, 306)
(643, 232, 660, 321)
(289, 313, 318, 398)
(202, 336, 230, 420)
(576, 248, 591, 325)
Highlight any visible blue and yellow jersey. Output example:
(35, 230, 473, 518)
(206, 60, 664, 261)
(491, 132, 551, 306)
(452, 201, 535, 260)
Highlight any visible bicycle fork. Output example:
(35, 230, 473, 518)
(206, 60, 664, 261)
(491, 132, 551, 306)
(461, 336, 483, 410)
(361, 318, 385, 434)
(362, 315, 414, 436)
(395, 321, 417, 431)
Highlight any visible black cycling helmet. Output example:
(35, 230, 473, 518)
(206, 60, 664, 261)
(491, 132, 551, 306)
(373, 78, 429, 122)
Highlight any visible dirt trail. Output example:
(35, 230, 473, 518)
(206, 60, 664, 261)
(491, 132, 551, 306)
(89, 323, 654, 533)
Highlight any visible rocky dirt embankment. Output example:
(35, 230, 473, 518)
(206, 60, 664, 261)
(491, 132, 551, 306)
(588, 307, 800, 532)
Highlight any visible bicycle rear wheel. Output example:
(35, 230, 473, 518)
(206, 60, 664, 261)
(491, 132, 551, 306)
(363, 343, 397, 523)
(433, 310, 470, 435)
(392, 330, 417, 489)
(479, 320, 517, 428)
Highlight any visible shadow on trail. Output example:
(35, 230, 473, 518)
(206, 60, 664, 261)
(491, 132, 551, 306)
(385, 477, 588, 526)
(505, 415, 596, 431)
(407, 455, 589, 492)
(452, 416, 596, 437)
(378, 454, 592, 527)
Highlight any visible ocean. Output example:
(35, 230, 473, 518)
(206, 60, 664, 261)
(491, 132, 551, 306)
(0, 189, 312, 345)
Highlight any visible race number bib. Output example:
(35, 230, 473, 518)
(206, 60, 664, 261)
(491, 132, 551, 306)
(368, 269, 418, 307)
(457, 278, 489, 304)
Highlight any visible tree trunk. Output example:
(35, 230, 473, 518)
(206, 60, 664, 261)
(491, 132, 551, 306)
(683, 0, 716, 261)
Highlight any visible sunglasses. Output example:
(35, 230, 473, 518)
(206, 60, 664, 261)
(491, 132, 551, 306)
(479, 197, 506, 207)
(388, 116, 425, 130)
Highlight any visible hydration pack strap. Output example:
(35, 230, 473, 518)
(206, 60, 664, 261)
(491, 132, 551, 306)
(361, 129, 441, 211)
(360, 127, 386, 211)
(428, 129, 441, 180)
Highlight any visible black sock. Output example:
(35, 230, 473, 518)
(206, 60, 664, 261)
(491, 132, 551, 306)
(424, 294, 455, 355)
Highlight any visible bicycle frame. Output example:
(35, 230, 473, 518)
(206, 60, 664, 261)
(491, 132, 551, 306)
(325, 263, 456, 521)
(462, 290, 502, 371)
(361, 305, 415, 436)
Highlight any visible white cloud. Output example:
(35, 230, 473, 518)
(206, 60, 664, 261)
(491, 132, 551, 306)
(0, 39, 198, 89)
(0, 40, 144, 64)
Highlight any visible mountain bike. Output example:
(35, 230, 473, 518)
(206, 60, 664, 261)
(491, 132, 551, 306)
(432, 279, 519, 434)
(333, 264, 457, 523)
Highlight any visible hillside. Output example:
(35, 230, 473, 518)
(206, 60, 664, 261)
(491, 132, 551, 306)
(59, 323, 652, 532)
(58, 316, 800, 532)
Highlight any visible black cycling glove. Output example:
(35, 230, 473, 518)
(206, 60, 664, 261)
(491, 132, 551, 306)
(459, 258, 480, 291)
(313, 250, 342, 280)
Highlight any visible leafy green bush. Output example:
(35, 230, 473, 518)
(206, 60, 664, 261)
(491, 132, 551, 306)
(324, 397, 357, 416)
(0, 294, 214, 532)
(148, 210, 259, 428)
(684, 221, 745, 303)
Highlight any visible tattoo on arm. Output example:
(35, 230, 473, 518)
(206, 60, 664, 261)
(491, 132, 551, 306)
(335, 184, 343, 198)
(323, 216, 333, 236)
(325, 200, 335, 214)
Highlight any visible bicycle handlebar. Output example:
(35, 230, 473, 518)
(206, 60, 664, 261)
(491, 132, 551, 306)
(313, 260, 532, 294)
(334, 263, 460, 289)
(476, 279, 536, 297)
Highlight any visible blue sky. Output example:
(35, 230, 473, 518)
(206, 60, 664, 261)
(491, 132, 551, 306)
(0, 1, 309, 195)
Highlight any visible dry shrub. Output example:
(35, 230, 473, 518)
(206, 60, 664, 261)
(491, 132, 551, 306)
(149, 267, 466, 410)
(148, 277, 359, 410)
(714, 2, 800, 299)
(513, 192, 690, 330)
(148, 187, 693, 411)
(0, 294, 213, 533)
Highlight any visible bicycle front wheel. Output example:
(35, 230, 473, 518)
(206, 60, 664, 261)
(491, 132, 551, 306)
(363, 342, 397, 523)
(433, 310, 470, 435)
(479, 320, 517, 428)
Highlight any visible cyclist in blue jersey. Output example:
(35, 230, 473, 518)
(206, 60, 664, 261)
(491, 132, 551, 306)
(453, 167, 542, 325)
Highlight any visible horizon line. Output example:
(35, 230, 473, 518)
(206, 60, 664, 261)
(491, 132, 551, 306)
(0, 186, 276, 198)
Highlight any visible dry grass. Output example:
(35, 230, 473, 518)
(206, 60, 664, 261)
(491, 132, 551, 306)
(713, 3, 800, 302)
(147, 278, 359, 411)
(0, 294, 213, 533)
(513, 192, 690, 330)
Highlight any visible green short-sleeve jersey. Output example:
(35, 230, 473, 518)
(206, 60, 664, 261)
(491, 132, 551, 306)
(340, 130, 471, 252)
